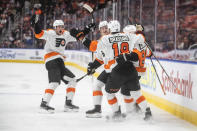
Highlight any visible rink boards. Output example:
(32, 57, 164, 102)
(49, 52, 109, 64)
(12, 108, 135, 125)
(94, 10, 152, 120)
(0, 49, 197, 126)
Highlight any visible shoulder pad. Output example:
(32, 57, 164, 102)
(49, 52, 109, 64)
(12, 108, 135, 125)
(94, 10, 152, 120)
(136, 31, 145, 37)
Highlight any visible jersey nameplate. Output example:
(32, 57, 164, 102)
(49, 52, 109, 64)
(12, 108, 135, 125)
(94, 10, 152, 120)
(108, 36, 129, 43)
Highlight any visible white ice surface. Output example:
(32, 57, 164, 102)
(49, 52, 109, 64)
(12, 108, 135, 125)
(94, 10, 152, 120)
(0, 62, 197, 131)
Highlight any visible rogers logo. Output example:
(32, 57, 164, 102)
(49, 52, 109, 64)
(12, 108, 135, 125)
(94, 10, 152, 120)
(162, 70, 193, 99)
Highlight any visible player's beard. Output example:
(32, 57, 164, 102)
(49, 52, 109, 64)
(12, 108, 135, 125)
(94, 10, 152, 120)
(57, 29, 63, 35)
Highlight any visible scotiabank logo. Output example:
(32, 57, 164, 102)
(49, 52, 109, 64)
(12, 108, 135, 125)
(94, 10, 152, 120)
(162, 70, 193, 99)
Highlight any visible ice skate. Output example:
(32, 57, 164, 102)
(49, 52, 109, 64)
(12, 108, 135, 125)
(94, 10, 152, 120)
(86, 105, 102, 118)
(39, 99, 55, 114)
(134, 103, 141, 113)
(64, 99, 79, 112)
(126, 103, 141, 115)
(106, 106, 126, 122)
(144, 107, 152, 121)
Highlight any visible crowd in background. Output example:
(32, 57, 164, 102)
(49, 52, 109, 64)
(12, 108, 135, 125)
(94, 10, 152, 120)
(0, 0, 196, 60)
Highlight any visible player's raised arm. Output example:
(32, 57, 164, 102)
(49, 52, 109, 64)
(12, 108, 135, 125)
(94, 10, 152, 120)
(70, 21, 109, 52)
(31, 9, 43, 39)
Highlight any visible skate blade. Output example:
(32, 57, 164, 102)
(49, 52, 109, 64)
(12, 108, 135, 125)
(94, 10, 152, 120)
(106, 113, 126, 122)
(64, 108, 79, 112)
(86, 113, 102, 118)
(38, 108, 55, 114)
(144, 115, 153, 122)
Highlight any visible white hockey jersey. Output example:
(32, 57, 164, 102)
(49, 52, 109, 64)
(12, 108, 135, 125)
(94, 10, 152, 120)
(35, 29, 77, 63)
(132, 33, 152, 76)
(96, 32, 144, 73)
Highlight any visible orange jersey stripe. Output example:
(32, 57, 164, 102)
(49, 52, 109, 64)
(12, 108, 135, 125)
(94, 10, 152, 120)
(44, 52, 61, 61)
(133, 48, 146, 67)
(136, 67, 146, 72)
(136, 96, 146, 104)
(35, 30, 44, 39)
(95, 58, 104, 64)
(93, 90, 103, 96)
(124, 98, 134, 103)
(108, 97, 117, 105)
(133, 48, 142, 56)
(104, 59, 115, 69)
(45, 89, 54, 95)
(66, 87, 75, 93)
(89, 40, 98, 52)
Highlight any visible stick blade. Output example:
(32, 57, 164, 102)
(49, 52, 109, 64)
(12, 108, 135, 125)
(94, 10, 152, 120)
(83, 4, 93, 13)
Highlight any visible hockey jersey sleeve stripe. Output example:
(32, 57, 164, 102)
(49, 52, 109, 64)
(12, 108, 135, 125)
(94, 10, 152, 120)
(124, 98, 134, 103)
(95, 58, 104, 64)
(136, 95, 146, 104)
(35, 30, 44, 39)
(108, 97, 118, 105)
(104, 59, 115, 69)
(93, 90, 103, 96)
(66, 87, 75, 93)
(89, 40, 98, 52)
(45, 89, 54, 95)
(136, 67, 146, 72)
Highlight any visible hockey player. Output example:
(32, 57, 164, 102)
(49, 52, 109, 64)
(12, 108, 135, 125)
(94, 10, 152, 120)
(87, 20, 151, 121)
(70, 21, 110, 118)
(121, 24, 152, 120)
(32, 14, 81, 113)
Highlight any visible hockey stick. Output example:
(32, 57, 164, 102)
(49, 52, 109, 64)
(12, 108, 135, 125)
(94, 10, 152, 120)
(144, 41, 181, 94)
(82, 3, 94, 23)
(126, 17, 180, 94)
(81, 3, 95, 74)
(76, 74, 88, 82)
(150, 57, 166, 95)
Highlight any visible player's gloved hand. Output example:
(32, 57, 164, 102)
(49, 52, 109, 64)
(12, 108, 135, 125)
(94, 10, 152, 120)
(135, 24, 144, 31)
(116, 53, 128, 65)
(70, 28, 85, 40)
(83, 23, 96, 35)
(31, 14, 39, 27)
(31, 7, 42, 27)
(87, 62, 96, 75)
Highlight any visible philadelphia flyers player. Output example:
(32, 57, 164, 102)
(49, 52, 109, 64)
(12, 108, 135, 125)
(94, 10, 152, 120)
(32, 14, 80, 113)
(87, 20, 151, 121)
(121, 24, 152, 120)
(70, 21, 110, 118)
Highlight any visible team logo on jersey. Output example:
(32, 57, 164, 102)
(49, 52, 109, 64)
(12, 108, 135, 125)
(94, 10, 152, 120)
(56, 38, 66, 47)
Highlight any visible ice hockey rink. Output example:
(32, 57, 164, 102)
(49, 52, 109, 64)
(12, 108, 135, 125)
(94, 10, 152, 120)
(0, 62, 197, 131)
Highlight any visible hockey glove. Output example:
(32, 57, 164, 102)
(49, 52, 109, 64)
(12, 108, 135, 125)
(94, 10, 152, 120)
(135, 24, 144, 31)
(70, 28, 85, 40)
(31, 14, 40, 27)
(87, 62, 96, 75)
(116, 54, 128, 65)
(116, 52, 139, 65)
(83, 23, 96, 35)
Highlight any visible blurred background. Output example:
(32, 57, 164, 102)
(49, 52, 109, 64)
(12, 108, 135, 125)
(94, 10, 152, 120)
(0, 0, 196, 61)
